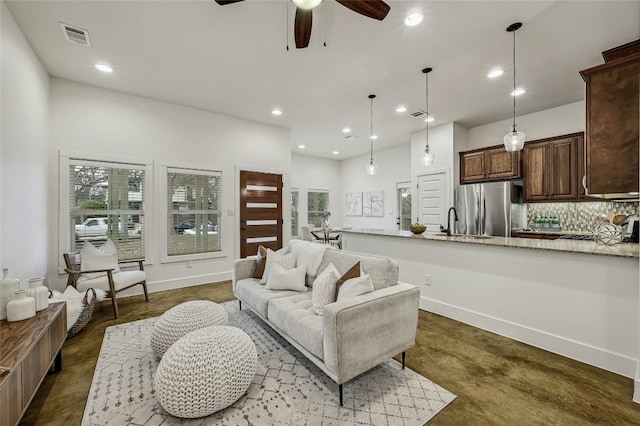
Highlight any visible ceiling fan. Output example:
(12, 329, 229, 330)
(214, 0, 391, 48)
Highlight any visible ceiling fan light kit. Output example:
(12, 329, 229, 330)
(367, 94, 378, 176)
(291, 0, 324, 10)
(420, 67, 434, 166)
(504, 22, 526, 152)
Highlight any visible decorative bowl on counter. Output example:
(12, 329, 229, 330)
(409, 224, 426, 234)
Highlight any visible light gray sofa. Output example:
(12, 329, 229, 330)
(232, 242, 420, 405)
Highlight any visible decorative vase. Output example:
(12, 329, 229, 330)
(6, 290, 36, 322)
(1, 268, 20, 321)
(27, 277, 49, 312)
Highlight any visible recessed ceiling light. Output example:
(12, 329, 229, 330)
(342, 127, 351, 133)
(424, 116, 435, 123)
(272, 108, 283, 116)
(487, 68, 504, 78)
(511, 88, 526, 96)
(396, 106, 407, 113)
(95, 64, 113, 73)
(405, 12, 423, 27)
(370, 135, 378, 140)
(332, 151, 339, 155)
(298, 144, 306, 149)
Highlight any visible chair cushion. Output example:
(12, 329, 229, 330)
(76, 270, 145, 293)
(268, 293, 324, 360)
(79, 239, 121, 281)
(234, 278, 301, 318)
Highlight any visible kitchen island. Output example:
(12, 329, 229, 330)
(341, 228, 640, 402)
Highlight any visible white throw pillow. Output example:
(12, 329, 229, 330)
(336, 274, 374, 302)
(79, 239, 120, 281)
(312, 263, 340, 316)
(260, 250, 297, 285)
(265, 262, 308, 292)
(288, 239, 328, 278)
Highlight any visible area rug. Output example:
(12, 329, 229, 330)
(82, 302, 455, 425)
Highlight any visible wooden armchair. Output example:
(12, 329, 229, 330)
(63, 253, 149, 319)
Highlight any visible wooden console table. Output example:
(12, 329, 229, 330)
(0, 302, 66, 426)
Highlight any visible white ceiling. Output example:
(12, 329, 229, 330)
(5, 0, 640, 159)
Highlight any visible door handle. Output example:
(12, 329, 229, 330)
(241, 227, 246, 231)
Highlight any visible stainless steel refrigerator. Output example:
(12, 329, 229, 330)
(455, 181, 524, 237)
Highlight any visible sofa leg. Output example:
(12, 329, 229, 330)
(402, 351, 406, 369)
(239, 300, 242, 310)
(339, 384, 343, 406)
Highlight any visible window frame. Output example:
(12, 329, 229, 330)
(59, 151, 154, 273)
(160, 162, 227, 263)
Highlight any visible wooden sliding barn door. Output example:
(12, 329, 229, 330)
(239, 171, 283, 258)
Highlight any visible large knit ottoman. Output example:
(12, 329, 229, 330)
(151, 300, 228, 357)
(154, 325, 258, 418)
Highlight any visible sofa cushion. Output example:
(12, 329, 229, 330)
(265, 263, 307, 292)
(319, 248, 398, 291)
(235, 278, 302, 318)
(268, 293, 324, 360)
(312, 263, 340, 316)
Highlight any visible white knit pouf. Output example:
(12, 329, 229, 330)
(151, 300, 229, 357)
(154, 325, 258, 418)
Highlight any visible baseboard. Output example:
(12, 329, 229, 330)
(116, 271, 232, 297)
(419, 296, 638, 380)
(634, 378, 640, 404)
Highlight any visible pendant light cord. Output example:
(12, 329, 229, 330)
(511, 29, 516, 130)
(286, 1, 290, 51)
(370, 96, 374, 163)
(425, 70, 429, 151)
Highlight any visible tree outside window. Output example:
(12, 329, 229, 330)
(307, 190, 329, 228)
(291, 189, 299, 237)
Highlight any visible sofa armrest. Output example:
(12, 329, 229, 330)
(323, 282, 420, 383)
(232, 258, 256, 292)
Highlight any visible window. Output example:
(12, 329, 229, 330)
(68, 160, 147, 260)
(307, 190, 329, 228)
(291, 189, 299, 237)
(396, 182, 412, 231)
(165, 167, 222, 260)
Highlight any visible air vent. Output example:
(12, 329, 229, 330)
(60, 23, 92, 47)
(410, 110, 427, 118)
(344, 135, 360, 140)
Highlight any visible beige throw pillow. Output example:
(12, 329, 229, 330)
(79, 239, 120, 281)
(336, 274, 374, 301)
(312, 263, 340, 316)
(253, 245, 268, 279)
(260, 250, 297, 285)
(265, 262, 308, 292)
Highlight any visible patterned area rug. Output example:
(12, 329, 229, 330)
(82, 302, 455, 425)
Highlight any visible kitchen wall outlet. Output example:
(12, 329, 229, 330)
(187, 260, 192, 269)
(424, 274, 432, 286)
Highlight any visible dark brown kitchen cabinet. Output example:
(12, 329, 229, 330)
(459, 146, 521, 184)
(523, 133, 581, 202)
(580, 44, 639, 196)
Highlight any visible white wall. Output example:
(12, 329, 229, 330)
(1, 2, 51, 287)
(339, 144, 411, 230)
(49, 78, 291, 292)
(410, 122, 455, 177)
(290, 154, 341, 233)
(468, 101, 585, 150)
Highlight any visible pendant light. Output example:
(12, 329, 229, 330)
(366, 94, 378, 175)
(420, 67, 434, 166)
(504, 22, 525, 152)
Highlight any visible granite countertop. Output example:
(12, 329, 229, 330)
(342, 228, 639, 259)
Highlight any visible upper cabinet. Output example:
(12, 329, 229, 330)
(460, 146, 521, 184)
(523, 133, 582, 202)
(579, 41, 639, 196)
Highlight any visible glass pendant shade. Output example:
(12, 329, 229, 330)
(366, 161, 378, 175)
(504, 127, 525, 152)
(421, 148, 434, 166)
(291, 0, 323, 10)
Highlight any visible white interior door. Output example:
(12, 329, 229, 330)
(417, 171, 447, 232)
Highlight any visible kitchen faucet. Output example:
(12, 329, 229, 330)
(440, 207, 459, 236)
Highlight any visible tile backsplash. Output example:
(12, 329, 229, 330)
(526, 201, 639, 232)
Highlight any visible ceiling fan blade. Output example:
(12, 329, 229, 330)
(294, 7, 313, 48)
(214, 0, 244, 5)
(336, 0, 390, 21)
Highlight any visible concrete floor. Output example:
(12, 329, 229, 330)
(22, 281, 640, 425)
